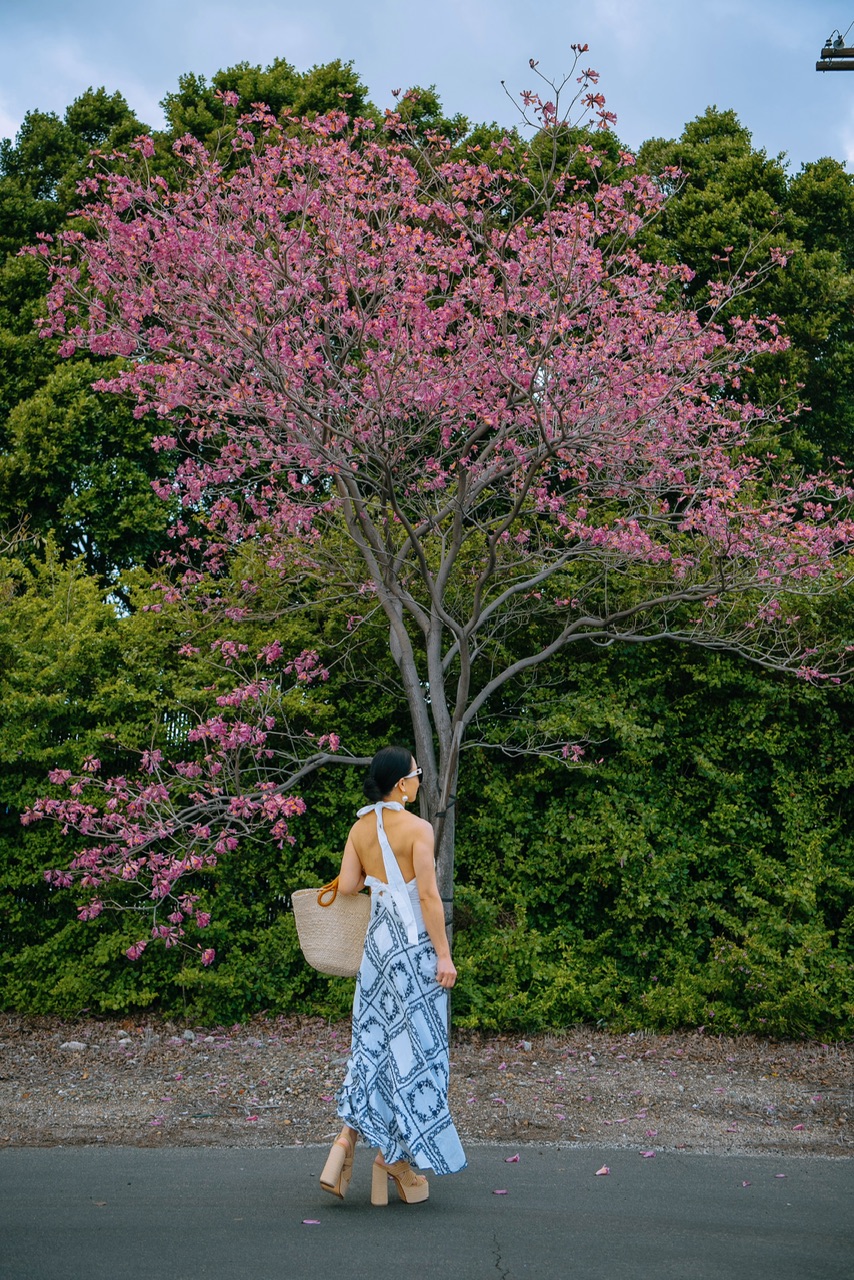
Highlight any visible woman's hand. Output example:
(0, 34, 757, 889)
(436, 956, 457, 989)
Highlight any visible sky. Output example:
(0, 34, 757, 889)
(1, 0, 853, 172)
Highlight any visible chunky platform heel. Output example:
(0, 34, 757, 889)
(371, 1154, 429, 1206)
(320, 1129, 357, 1199)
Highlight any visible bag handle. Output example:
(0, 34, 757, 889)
(317, 877, 340, 907)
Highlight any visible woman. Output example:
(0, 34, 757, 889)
(319, 744, 466, 1206)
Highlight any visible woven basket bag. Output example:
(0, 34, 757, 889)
(291, 878, 371, 977)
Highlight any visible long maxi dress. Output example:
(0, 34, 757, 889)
(335, 801, 467, 1175)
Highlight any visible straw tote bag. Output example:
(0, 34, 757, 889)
(291, 877, 371, 977)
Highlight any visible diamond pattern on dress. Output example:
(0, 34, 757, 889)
(336, 894, 467, 1175)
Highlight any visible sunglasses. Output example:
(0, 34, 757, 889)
(404, 767, 423, 780)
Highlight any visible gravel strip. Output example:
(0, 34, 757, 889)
(1, 1015, 850, 1157)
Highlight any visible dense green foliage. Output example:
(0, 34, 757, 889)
(638, 109, 854, 469)
(1, 65, 852, 1036)
(451, 647, 854, 1035)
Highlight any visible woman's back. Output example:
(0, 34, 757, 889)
(349, 807, 430, 884)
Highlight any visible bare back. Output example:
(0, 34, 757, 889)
(348, 807, 432, 884)
(337, 792, 454, 984)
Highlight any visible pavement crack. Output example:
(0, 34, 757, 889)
(492, 1231, 511, 1280)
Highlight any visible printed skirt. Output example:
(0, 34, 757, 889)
(336, 897, 467, 1174)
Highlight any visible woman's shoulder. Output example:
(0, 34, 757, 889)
(403, 812, 434, 839)
(350, 811, 375, 836)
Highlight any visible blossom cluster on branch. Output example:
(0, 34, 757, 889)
(23, 642, 344, 962)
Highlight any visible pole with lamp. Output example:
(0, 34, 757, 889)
(817, 26, 854, 71)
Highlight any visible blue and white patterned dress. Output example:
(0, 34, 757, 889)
(335, 802, 467, 1174)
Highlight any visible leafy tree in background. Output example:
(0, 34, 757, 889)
(0, 358, 173, 587)
(0, 88, 172, 583)
(638, 108, 854, 469)
(774, 157, 854, 467)
(0, 88, 143, 256)
(159, 57, 378, 159)
(638, 107, 789, 304)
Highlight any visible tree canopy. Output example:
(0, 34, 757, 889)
(33, 68, 854, 940)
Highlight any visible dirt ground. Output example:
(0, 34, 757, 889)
(0, 1015, 850, 1158)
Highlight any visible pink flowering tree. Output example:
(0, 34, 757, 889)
(22, 638, 361, 963)
(31, 58, 854, 934)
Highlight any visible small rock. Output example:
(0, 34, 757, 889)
(182, 1030, 196, 1043)
(59, 1042, 86, 1052)
(520, 1040, 533, 1052)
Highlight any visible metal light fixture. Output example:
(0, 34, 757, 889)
(818, 28, 854, 71)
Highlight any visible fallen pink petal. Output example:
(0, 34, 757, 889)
(302, 1219, 321, 1225)
(245, 1114, 259, 1122)
(595, 1166, 610, 1176)
(792, 1124, 805, 1131)
(493, 1189, 509, 1195)
(504, 1154, 520, 1163)
(640, 1150, 656, 1158)
(775, 1174, 787, 1179)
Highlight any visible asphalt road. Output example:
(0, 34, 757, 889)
(1, 1145, 851, 1280)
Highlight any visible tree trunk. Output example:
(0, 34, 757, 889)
(388, 620, 460, 937)
(433, 796, 456, 940)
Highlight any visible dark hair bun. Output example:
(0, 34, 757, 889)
(363, 744, 413, 802)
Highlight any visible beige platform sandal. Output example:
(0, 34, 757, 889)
(320, 1128, 358, 1199)
(371, 1154, 429, 1205)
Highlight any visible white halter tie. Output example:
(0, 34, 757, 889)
(356, 800, 419, 946)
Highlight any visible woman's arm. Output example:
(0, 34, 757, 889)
(337, 834, 366, 894)
(412, 822, 457, 989)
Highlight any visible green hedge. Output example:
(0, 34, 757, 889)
(1, 556, 852, 1035)
(450, 645, 854, 1036)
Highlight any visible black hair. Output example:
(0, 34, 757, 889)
(363, 744, 414, 802)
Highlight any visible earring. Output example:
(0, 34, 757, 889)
(401, 790, 409, 804)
